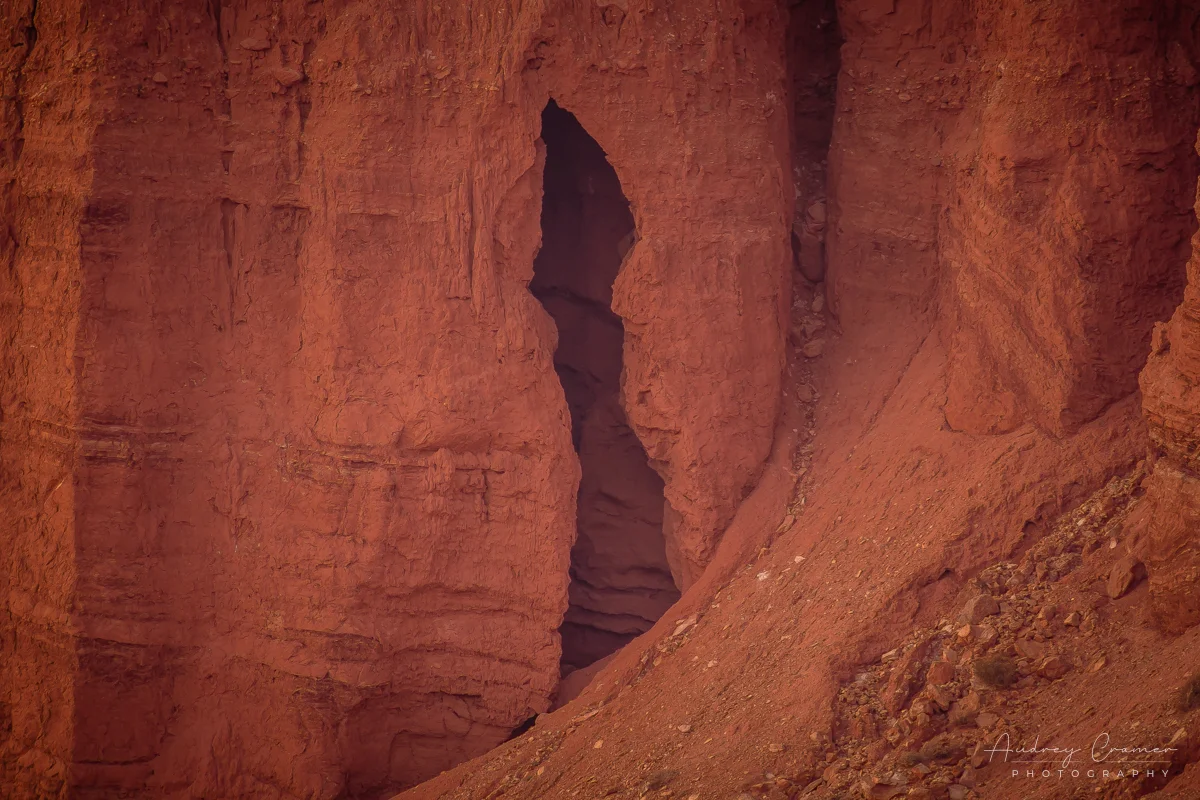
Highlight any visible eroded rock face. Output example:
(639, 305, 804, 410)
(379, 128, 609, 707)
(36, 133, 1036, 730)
(1, 0, 790, 796)
(828, 0, 1200, 437)
(1, 2, 91, 796)
(1139, 131, 1200, 634)
(396, 0, 1200, 797)
(942, 0, 1200, 435)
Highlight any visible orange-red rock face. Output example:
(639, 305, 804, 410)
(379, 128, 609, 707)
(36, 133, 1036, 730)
(2, 1, 91, 796)
(828, 0, 1200, 437)
(942, 0, 1200, 435)
(5, 0, 1200, 797)
(1139, 131, 1200, 634)
(399, 0, 1200, 797)
(1, 1, 790, 796)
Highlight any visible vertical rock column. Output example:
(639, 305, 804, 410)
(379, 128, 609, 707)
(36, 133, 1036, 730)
(1, 1, 97, 796)
(942, 0, 1200, 435)
(1139, 129, 1200, 634)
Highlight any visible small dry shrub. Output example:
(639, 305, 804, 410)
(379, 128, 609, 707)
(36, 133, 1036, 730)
(973, 655, 1019, 688)
(1178, 672, 1200, 713)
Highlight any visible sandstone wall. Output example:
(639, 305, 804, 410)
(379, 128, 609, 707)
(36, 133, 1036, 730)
(942, 0, 1200, 435)
(0, 0, 791, 795)
(1140, 131, 1200, 634)
(395, 0, 1200, 796)
(828, 0, 1200, 437)
(2, 1, 96, 795)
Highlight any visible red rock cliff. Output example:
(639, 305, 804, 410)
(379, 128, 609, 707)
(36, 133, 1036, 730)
(3, 0, 1200, 798)
(2, 0, 789, 796)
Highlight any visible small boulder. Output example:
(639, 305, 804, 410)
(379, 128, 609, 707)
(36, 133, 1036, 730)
(865, 782, 905, 799)
(1106, 556, 1147, 599)
(1015, 638, 1047, 660)
(920, 733, 966, 765)
(929, 685, 954, 711)
(884, 638, 935, 714)
(970, 740, 990, 768)
(959, 594, 1000, 624)
(927, 660, 956, 686)
(948, 692, 981, 726)
(272, 67, 304, 87)
(1039, 656, 1070, 680)
(975, 712, 999, 729)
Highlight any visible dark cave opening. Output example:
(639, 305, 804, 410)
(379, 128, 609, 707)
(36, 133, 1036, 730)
(530, 101, 681, 673)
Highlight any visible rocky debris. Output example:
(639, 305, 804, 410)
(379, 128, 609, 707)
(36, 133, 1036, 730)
(794, 198, 828, 282)
(823, 470, 1152, 799)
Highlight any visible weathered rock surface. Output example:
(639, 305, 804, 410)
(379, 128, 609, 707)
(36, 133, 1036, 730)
(4, 0, 1200, 798)
(1, 0, 790, 797)
(398, 0, 1200, 797)
(943, 0, 1200, 435)
(1139, 130, 1200, 634)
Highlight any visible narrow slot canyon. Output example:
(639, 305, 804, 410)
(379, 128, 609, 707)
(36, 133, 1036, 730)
(529, 101, 681, 673)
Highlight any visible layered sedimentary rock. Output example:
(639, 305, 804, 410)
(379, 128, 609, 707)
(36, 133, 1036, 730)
(828, 0, 1200, 437)
(1, 1, 92, 796)
(8, 0, 1199, 797)
(942, 0, 1200, 435)
(1140, 130, 1200, 634)
(401, 0, 1200, 797)
(1, 0, 790, 796)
